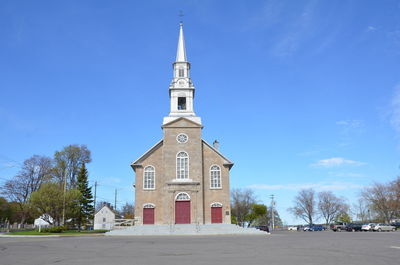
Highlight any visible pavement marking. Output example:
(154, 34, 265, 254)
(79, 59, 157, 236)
(390, 246, 400, 249)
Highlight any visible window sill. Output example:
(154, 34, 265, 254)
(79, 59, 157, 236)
(173, 178, 192, 182)
(210, 187, 222, 190)
(167, 180, 200, 186)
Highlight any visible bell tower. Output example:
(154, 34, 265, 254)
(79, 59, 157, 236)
(163, 23, 202, 125)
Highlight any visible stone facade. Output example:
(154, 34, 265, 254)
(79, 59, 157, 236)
(131, 24, 233, 226)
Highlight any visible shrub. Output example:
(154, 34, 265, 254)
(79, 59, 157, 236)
(42, 226, 67, 233)
(93, 229, 108, 233)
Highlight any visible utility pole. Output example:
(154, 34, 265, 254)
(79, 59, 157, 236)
(62, 170, 67, 225)
(270, 194, 275, 231)
(114, 188, 117, 211)
(93, 181, 97, 212)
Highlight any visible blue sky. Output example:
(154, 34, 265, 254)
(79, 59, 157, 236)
(1, 0, 400, 224)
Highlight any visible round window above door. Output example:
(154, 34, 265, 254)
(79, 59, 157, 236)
(176, 133, 188, 143)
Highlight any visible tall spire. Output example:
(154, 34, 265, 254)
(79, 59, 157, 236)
(163, 23, 201, 126)
(176, 23, 187, 62)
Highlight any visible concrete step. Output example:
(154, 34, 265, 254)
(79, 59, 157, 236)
(106, 224, 267, 236)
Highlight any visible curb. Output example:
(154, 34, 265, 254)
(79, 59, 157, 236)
(0, 234, 60, 238)
(0, 234, 105, 238)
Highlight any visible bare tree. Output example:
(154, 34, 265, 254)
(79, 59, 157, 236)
(96, 201, 113, 212)
(120, 203, 135, 219)
(1, 155, 53, 224)
(389, 176, 400, 218)
(230, 188, 256, 227)
(318, 191, 347, 225)
(353, 198, 370, 222)
(53, 145, 91, 189)
(362, 182, 396, 223)
(289, 189, 316, 225)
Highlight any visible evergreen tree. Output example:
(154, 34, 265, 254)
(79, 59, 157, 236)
(76, 163, 94, 229)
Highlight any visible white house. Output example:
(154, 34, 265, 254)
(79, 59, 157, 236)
(94, 205, 116, 230)
(34, 214, 53, 228)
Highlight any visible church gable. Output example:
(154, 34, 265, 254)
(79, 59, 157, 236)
(131, 140, 163, 170)
(162, 117, 203, 129)
(202, 140, 234, 169)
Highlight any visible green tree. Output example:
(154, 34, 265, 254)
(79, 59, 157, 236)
(246, 204, 267, 227)
(76, 163, 94, 229)
(337, 212, 352, 223)
(0, 197, 13, 223)
(270, 209, 283, 228)
(231, 215, 238, 225)
(53, 145, 91, 189)
(30, 182, 81, 226)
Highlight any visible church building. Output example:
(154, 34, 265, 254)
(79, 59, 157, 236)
(132, 24, 233, 226)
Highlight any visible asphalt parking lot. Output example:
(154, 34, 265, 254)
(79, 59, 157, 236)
(1, 231, 399, 265)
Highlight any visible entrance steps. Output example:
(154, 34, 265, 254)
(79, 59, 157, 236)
(106, 224, 267, 236)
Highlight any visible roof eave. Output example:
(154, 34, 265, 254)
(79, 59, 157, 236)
(202, 140, 234, 169)
(130, 139, 163, 168)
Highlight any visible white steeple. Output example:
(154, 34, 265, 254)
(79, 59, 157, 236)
(163, 24, 201, 125)
(176, 23, 187, 62)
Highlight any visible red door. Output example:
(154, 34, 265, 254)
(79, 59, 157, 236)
(143, 208, 155, 224)
(175, 201, 191, 224)
(211, 207, 223, 223)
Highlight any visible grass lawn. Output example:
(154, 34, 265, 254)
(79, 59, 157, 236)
(7, 229, 109, 235)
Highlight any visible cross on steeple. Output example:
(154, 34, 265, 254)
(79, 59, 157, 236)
(179, 10, 184, 23)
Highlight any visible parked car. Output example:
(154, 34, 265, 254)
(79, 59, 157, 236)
(330, 222, 348, 232)
(361, 223, 376, 231)
(373, 223, 396, 232)
(288, 226, 298, 231)
(345, 223, 363, 232)
(304, 225, 324, 231)
(254, 225, 270, 233)
(390, 222, 400, 229)
(309, 225, 324, 231)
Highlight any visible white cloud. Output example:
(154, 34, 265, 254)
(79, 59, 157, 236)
(0, 162, 19, 169)
(328, 172, 365, 178)
(390, 84, 400, 133)
(248, 182, 364, 191)
(311, 157, 365, 168)
(0, 156, 21, 171)
(366, 26, 377, 32)
(271, 0, 318, 56)
(336, 119, 364, 129)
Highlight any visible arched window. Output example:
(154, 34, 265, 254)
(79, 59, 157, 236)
(178, 68, 184, 77)
(176, 152, 189, 179)
(143, 203, 155, 208)
(143, 166, 155, 189)
(210, 165, 221, 188)
(211, 202, 223, 207)
(175, 192, 190, 201)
